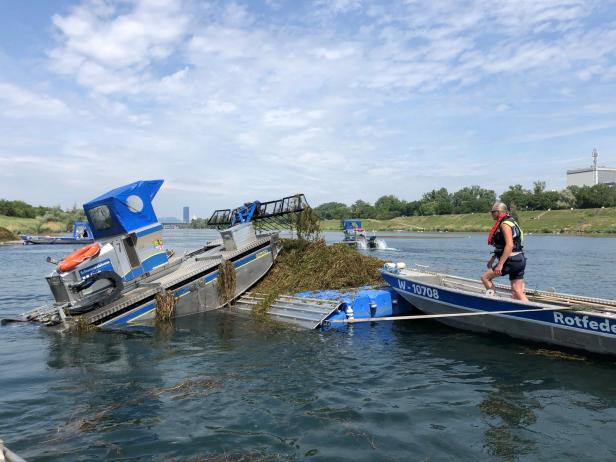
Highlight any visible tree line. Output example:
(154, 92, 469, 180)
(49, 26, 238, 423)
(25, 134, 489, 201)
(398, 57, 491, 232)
(0, 199, 49, 219)
(314, 182, 616, 220)
(0, 199, 86, 231)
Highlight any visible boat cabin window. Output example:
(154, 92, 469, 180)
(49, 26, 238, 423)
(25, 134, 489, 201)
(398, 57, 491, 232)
(88, 205, 113, 230)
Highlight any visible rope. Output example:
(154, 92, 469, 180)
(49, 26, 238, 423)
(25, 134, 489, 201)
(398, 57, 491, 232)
(327, 305, 575, 324)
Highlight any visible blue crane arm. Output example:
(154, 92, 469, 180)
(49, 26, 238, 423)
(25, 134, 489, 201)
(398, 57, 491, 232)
(230, 202, 259, 226)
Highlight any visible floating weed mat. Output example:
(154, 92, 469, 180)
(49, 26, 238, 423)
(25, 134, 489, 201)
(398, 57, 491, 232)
(54, 377, 220, 440)
(250, 238, 383, 316)
(70, 315, 98, 334)
(218, 259, 236, 307)
(523, 347, 586, 361)
(155, 289, 176, 322)
(183, 450, 291, 462)
(150, 377, 220, 400)
(295, 205, 321, 241)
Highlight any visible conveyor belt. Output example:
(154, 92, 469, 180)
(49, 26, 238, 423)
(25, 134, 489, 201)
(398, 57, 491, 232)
(236, 292, 341, 329)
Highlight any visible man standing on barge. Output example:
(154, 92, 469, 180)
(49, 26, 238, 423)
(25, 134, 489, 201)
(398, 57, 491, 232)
(481, 202, 528, 301)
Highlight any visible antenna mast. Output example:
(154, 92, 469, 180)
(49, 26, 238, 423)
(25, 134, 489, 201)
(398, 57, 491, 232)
(592, 148, 599, 185)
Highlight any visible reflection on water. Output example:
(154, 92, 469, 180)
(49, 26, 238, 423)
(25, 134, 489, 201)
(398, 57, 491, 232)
(0, 230, 615, 461)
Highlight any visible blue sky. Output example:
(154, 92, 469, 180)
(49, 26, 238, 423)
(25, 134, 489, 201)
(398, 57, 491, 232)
(1, 0, 616, 218)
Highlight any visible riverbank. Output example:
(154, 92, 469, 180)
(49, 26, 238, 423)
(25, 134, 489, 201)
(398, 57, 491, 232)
(0, 215, 65, 235)
(4, 207, 616, 236)
(0, 227, 20, 245)
(321, 207, 616, 234)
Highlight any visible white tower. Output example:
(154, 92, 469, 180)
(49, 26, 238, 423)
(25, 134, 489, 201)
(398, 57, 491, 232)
(592, 149, 599, 185)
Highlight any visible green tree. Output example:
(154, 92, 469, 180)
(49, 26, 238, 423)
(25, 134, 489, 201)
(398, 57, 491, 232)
(452, 186, 496, 214)
(557, 188, 576, 209)
(421, 188, 452, 215)
(374, 195, 405, 219)
(404, 200, 422, 216)
(313, 202, 351, 220)
(500, 184, 532, 210)
(419, 201, 437, 216)
(350, 200, 377, 219)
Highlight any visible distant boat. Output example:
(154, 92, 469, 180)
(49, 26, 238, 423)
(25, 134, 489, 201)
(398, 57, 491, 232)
(20, 221, 94, 245)
(339, 219, 380, 249)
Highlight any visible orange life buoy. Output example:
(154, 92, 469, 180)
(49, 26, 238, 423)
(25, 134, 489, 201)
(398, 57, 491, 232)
(58, 243, 102, 273)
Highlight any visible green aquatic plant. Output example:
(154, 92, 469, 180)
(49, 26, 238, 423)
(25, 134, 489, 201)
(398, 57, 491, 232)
(295, 205, 321, 241)
(217, 259, 237, 307)
(250, 238, 384, 315)
(155, 289, 176, 322)
(70, 315, 98, 334)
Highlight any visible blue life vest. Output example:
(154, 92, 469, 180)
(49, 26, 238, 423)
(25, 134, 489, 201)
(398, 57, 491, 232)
(492, 217, 524, 257)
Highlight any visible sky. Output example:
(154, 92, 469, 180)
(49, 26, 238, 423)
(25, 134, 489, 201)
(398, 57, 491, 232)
(1, 0, 616, 219)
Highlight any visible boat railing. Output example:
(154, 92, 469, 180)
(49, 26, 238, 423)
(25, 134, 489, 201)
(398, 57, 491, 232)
(407, 266, 616, 313)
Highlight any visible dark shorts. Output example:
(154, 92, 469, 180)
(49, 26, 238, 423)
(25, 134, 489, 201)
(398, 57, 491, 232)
(499, 254, 526, 281)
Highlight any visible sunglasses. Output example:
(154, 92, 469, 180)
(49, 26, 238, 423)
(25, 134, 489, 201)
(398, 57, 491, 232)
(490, 210, 500, 213)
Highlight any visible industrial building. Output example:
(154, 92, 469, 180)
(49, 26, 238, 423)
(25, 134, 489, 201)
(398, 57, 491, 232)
(566, 150, 616, 187)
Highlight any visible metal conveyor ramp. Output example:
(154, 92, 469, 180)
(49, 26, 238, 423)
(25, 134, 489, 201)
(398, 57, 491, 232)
(235, 292, 342, 329)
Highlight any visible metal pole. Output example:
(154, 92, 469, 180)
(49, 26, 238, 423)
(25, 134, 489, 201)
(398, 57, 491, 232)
(593, 148, 599, 185)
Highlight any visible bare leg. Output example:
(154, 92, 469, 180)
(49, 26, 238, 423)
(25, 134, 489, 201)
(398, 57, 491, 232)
(481, 269, 497, 290)
(511, 279, 528, 301)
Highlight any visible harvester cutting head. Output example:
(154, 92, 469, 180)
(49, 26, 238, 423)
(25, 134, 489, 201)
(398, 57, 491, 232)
(207, 194, 308, 231)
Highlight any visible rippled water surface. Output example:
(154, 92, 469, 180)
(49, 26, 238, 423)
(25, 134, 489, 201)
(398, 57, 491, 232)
(1, 230, 615, 461)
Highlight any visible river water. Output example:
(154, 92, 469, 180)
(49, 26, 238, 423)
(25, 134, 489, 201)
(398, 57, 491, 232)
(1, 230, 615, 461)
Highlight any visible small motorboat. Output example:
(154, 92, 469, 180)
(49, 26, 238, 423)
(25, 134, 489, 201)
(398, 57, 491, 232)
(339, 219, 381, 249)
(379, 266, 616, 357)
(20, 221, 93, 245)
(20, 180, 308, 331)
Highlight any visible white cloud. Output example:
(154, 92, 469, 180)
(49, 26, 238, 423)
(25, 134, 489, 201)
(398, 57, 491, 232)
(49, 0, 189, 95)
(202, 99, 237, 114)
(2, 0, 615, 213)
(0, 82, 69, 119)
(263, 109, 324, 128)
(315, 0, 362, 14)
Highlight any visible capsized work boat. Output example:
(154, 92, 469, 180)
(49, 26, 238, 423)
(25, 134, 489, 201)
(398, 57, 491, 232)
(20, 221, 94, 245)
(21, 180, 308, 330)
(380, 266, 616, 357)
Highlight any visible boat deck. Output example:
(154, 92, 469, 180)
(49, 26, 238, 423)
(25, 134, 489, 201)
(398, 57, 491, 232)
(402, 269, 616, 317)
(83, 236, 274, 325)
(380, 268, 616, 356)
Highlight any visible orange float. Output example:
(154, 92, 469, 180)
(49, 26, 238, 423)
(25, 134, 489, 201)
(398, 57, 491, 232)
(58, 243, 102, 273)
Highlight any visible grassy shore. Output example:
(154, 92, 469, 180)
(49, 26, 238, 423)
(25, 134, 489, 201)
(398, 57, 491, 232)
(0, 227, 18, 242)
(0, 215, 65, 234)
(321, 207, 616, 234)
(3, 207, 616, 235)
